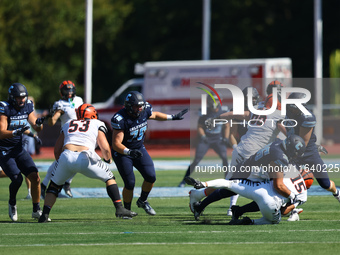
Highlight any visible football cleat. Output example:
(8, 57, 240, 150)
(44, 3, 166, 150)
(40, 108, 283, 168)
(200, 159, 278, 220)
(25, 192, 32, 200)
(9, 203, 18, 222)
(227, 209, 232, 216)
(189, 189, 202, 213)
(32, 210, 51, 222)
(184, 176, 205, 189)
(229, 216, 254, 225)
(333, 190, 340, 203)
(38, 213, 51, 223)
(193, 202, 203, 221)
(136, 198, 156, 215)
(63, 183, 73, 198)
(115, 207, 138, 219)
(178, 180, 186, 188)
(287, 208, 303, 222)
(231, 205, 242, 221)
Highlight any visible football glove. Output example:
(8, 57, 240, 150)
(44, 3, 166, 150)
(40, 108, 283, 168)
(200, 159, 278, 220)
(205, 118, 214, 130)
(13, 126, 30, 137)
(34, 135, 42, 146)
(36, 117, 45, 126)
(221, 137, 230, 147)
(200, 135, 208, 144)
(171, 108, 188, 120)
(129, 149, 143, 159)
(317, 144, 328, 155)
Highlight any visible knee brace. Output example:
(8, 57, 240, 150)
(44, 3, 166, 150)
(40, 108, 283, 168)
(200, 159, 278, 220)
(46, 181, 63, 196)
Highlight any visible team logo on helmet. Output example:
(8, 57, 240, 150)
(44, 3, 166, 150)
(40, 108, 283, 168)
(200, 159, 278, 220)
(283, 134, 306, 159)
(124, 91, 145, 118)
(8, 83, 28, 108)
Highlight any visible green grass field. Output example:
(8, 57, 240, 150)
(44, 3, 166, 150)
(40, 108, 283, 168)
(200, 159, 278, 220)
(1, 158, 340, 255)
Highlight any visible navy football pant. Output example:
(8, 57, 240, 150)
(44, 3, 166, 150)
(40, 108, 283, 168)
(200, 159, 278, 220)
(184, 140, 228, 178)
(113, 146, 156, 190)
(0, 147, 39, 204)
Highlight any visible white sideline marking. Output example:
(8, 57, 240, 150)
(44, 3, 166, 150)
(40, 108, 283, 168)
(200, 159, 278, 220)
(1, 241, 340, 247)
(2, 228, 340, 236)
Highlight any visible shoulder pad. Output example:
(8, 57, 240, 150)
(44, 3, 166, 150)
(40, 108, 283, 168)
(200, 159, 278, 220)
(99, 125, 108, 134)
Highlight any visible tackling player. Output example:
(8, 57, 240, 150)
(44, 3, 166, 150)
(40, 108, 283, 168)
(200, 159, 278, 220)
(111, 91, 188, 216)
(178, 95, 229, 187)
(186, 135, 308, 224)
(281, 92, 340, 201)
(38, 104, 136, 222)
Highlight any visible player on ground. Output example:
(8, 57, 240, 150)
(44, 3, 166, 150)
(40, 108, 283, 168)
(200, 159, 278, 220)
(186, 135, 308, 224)
(41, 80, 84, 198)
(189, 84, 282, 215)
(111, 91, 188, 216)
(38, 104, 137, 222)
(0, 83, 45, 221)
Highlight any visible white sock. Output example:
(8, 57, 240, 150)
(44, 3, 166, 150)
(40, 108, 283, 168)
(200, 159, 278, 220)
(229, 194, 239, 207)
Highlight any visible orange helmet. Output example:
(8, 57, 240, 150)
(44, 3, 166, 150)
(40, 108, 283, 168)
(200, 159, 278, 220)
(76, 104, 98, 120)
(59, 80, 76, 100)
(266, 80, 284, 95)
(299, 167, 314, 189)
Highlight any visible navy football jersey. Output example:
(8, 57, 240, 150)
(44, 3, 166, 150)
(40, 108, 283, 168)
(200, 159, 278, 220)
(0, 99, 34, 151)
(286, 110, 317, 156)
(198, 108, 225, 140)
(111, 103, 153, 149)
(237, 138, 289, 172)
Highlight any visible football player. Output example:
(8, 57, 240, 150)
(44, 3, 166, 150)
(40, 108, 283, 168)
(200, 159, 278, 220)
(191, 84, 283, 215)
(41, 80, 84, 198)
(186, 135, 308, 224)
(39, 104, 137, 222)
(280, 92, 340, 202)
(0, 83, 45, 221)
(178, 95, 229, 187)
(111, 91, 188, 216)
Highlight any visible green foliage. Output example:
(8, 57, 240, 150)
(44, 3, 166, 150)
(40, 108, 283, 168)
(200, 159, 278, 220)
(0, 0, 339, 108)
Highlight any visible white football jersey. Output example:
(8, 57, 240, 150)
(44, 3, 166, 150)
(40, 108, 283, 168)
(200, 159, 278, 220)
(61, 119, 107, 151)
(281, 168, 308, 208)
(52, 96, 84, 126)
(236, 104, 283, 159)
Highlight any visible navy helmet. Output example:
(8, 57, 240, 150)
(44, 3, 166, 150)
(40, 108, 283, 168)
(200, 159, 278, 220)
(286, 92, 307, 116)
(207, 95, 221, 112)
(283, 134, 306, 159)
(124, 91, 145, 118)
(242, 86, 260, 110)
(8, 83, 28, 108)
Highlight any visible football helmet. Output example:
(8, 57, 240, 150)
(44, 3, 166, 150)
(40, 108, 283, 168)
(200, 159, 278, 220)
(242, 86, 260, 110)
(266, 80, 284, 96)
(207, 95, 221, 112)
(76, 104, 98, 120)
(286, 92, 307, 116)
(59, 80, 76, 100)
(8, 83, 28, 108)
(124, 91, 145, 118)
(283, 135, 306, 159)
